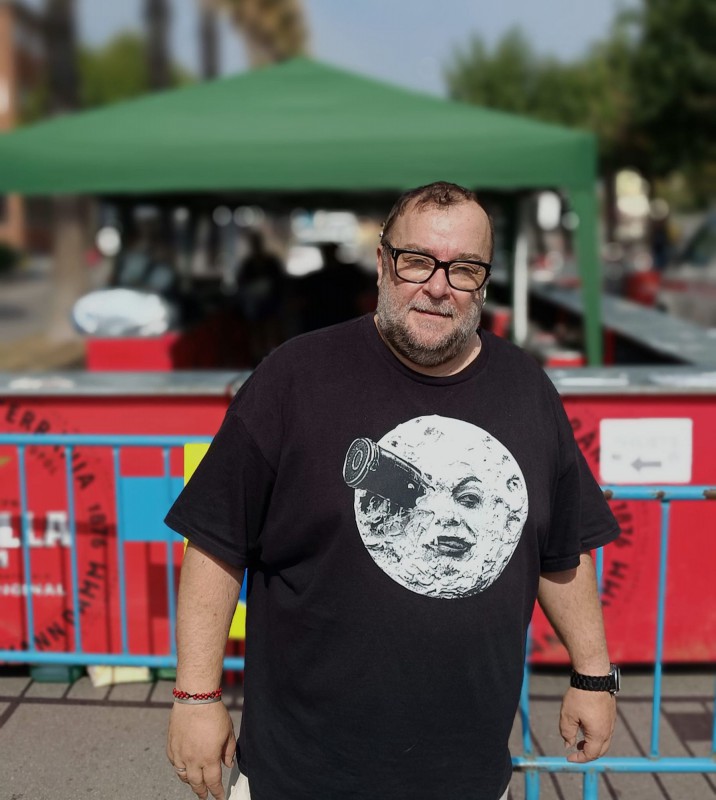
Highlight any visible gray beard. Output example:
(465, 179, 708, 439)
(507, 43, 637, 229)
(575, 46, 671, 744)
(375, 290, 483, 368)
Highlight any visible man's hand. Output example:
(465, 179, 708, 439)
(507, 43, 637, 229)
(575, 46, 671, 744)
(560, 686, 616, 763)
(168, 544, 243, 798)
(167, 701, 236, 799)
(538, 554, 617, 762)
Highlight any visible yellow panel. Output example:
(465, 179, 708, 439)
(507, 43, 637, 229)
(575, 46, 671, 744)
(183, 443, 246, 640)
(228, 603, 246, 640)
(184, 443, 211, 483)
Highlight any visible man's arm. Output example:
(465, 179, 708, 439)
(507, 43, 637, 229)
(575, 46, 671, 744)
(167, 542, 243, 800)
(538, 552, 616, 763)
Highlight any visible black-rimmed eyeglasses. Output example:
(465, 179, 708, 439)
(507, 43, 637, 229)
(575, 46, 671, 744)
(382, 243, 491, 293)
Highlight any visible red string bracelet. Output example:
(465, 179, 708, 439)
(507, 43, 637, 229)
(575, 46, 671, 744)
(173, 687, 223, 704)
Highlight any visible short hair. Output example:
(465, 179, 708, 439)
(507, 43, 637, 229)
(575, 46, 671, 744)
(381, 181, 494, 261)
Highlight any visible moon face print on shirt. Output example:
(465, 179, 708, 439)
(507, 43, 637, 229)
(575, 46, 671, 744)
(343, 415, 528, 599)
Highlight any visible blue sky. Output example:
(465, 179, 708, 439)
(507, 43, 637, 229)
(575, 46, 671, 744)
(25, 0, 626, 96)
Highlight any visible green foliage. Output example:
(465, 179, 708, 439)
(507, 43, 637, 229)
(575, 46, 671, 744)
(445, 22, 638, 165)
(445, 27, 592, 125)
(444, 0, 716, 198)
(79, 33, 150, 108)
(627, 0, 716, 178)
(20, 32, 195, 123)
(80, 32, 194, 109)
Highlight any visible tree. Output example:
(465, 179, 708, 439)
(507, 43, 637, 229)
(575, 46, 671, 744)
(626, 0, 716, 189)
(446, 27, 598, 124)
(79, 33, 192, 109)
(45, 0, 80, 113)
(445, 25, 640, 238)
(79, 34, 151, 108)
(145, 0, 171, 90)
(199, 0, 220, 79)
(207, 0, 309, 66)
(444, 24, 636, 165)
(444, 2, 716, 205)
(576, 23, 640, 170)
(446, 29, 541, 117)
(35, 4, 193, 342)
(44, 0, 88, 341)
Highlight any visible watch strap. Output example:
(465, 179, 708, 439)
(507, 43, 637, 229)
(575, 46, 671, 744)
(570, 664, 620, 694)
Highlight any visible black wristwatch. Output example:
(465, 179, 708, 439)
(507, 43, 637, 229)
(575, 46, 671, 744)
(570, 663, 620, 694)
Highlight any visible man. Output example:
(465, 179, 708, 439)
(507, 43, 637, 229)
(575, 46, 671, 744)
(166, 182, 620, 800)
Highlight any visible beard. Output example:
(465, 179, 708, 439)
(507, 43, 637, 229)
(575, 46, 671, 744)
(375, 273, 484, 368)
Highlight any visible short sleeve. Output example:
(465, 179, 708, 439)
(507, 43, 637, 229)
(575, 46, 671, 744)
(164, 411, 276, 570)
(574, 445, 621, 551)
(540, 381, 620, 572)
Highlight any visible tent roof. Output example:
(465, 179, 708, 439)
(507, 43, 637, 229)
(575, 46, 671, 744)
(0, 57, 596, 196)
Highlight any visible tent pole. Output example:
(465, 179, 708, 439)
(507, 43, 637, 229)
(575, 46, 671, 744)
(511, 195, 530, 348)
(571, 187, 603, 366)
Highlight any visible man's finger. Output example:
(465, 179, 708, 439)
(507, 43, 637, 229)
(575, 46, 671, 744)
(187, 771, 209, 800)
(203, 762, 225, 800)
(566, 735, 606, 763)
(222, 736, 237, 769)
(560, 718, 578, 748)
(173, 764, 190, 784)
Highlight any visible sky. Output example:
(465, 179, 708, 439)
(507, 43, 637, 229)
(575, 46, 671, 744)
(23, 0, 626, 96)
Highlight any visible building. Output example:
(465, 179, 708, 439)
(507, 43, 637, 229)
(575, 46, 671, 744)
(0, 0, 51, 253)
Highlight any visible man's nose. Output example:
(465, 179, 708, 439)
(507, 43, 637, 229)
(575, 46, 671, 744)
(422, 265, 451, 298)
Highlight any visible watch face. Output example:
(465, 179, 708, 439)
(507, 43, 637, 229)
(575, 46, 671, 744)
(610, 664, 621, 694)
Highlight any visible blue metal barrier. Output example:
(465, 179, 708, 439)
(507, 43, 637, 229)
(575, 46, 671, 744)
(513, 485, 716, 798)
(0, 434, 244, 671)
(1, 434, 715, 795)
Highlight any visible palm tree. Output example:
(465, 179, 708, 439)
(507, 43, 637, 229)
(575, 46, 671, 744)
(199, 0, 220, 78)
(206, 0, 308, 67)
(45, 0, 79, 112)
(44, 0, 88, 342)
(145, 0, 172, 90)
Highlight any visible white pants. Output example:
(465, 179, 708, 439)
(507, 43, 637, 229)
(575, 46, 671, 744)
(228, 765, 508, 800)
(227, 768, 251, 800)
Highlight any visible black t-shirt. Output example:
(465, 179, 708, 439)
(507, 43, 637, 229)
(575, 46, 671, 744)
(166, 314, 619, 800)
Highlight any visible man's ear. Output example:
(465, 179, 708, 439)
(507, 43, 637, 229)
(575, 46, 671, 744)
(376, 246, 384, 286)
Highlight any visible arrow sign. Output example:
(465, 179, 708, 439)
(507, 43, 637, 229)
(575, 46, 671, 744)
(600, 418, 692, 484)
(632, 458, 663, 471)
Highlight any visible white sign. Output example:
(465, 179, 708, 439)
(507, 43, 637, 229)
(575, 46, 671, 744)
(600, 418, 693, 484)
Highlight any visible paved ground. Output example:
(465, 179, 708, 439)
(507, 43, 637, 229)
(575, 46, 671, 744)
(2, 667, 714, 800)
(0, 260, 85, 370)
(0, 260, 54, 343)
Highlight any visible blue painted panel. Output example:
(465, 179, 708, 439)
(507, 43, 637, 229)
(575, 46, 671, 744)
(120, 476, 185, 542)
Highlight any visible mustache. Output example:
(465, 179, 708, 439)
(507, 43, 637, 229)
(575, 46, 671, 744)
(409, 301, 455, 317)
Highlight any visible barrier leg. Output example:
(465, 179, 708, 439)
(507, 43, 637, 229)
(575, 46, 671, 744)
(583, 771, 599, 800)
(525, 770, 540, 800)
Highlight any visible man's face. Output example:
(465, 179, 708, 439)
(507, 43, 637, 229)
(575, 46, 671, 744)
(375, 200, 492, 369)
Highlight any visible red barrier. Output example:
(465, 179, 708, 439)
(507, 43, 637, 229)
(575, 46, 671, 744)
(0, 386, 229, 658)
(2, 377, 715, 664)
(530, 393, 716, 664)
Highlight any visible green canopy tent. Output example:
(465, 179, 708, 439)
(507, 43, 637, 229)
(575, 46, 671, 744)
(0, 57, 603, 362)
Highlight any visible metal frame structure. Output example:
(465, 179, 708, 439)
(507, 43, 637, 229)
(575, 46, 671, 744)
(514, 485, 716, 797)
(0, 434, 245, 669)
(1, 434, 715, 797)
